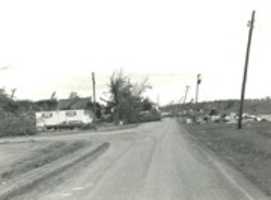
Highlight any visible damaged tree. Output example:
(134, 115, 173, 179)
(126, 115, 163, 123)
(107, 70, 152, 124)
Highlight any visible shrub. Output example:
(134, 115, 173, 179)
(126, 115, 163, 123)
(0, 112, 36, 137)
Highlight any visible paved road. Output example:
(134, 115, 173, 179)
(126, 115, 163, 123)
(10, 119, 268, 200)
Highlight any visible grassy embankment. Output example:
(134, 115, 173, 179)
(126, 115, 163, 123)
(0, 140, 87, 183)
(185, 121, 271, 196)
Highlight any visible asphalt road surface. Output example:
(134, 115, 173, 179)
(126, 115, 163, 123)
(10, 119, 268, 200)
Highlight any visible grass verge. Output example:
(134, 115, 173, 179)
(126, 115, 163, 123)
(183, 120, 271, 196)
(0, 141, 87, 181)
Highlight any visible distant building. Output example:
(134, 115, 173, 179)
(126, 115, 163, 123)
(57, 97, 91, 110)
(35, 109, 94, 130)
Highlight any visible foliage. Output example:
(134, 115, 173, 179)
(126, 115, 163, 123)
(0, 112, 36, 137)
(107, 70, 152, 124)
(35, 99, 58, 111)
(86, 101, 102, 119)
(0, 90, 36, 137)
(0, 89, 19, 113)
(142, 98, 154, 111)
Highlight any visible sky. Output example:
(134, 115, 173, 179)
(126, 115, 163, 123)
(0, 0, 270, 105)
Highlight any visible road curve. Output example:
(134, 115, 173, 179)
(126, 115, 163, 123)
(9, 119, 269, 200)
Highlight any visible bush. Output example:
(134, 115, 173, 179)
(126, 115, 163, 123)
(138, 109, 162, 123)
(0, 90, 37, 137)
(0, 112, 36, 137)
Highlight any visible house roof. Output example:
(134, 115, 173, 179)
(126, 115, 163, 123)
(57, 97, 91, 110)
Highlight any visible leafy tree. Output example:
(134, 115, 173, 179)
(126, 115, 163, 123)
(86, 101, 102, 119)
(0, 89, 36, 137)
(0, 89, 19, 113)
(107, 70, 151, 124)
(142, 98, 154, 111)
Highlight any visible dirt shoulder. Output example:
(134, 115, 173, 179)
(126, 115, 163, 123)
(183, 120, 271, 196)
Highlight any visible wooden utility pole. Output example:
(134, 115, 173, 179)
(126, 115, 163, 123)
(50, 91, 56, 100)
(11, 88, 16, 99)
(238, 10, 256, 129)
(91, 72, 97, 127)
(183, 85, 190, 104)
(156, 94, 160, 106)
(195, 74, 201, 104)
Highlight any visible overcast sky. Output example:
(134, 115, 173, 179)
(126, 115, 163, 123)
(0, 0, 269, 105)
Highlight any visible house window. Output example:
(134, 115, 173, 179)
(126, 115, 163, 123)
(65, 110, 77, 117)
(41, 112, 53, 118)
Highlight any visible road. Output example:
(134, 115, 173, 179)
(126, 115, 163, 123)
(9, 119, 268, 200)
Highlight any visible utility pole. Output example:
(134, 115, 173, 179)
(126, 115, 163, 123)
(91, 72, 97, 128)
(156, 94, 160, 106)
(195, 74, 201, 104)
(50, 91, 56, 100)
(11, 88, 16, 99)
(183, 85, 190, 104)
(238, 10, 256, 129)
